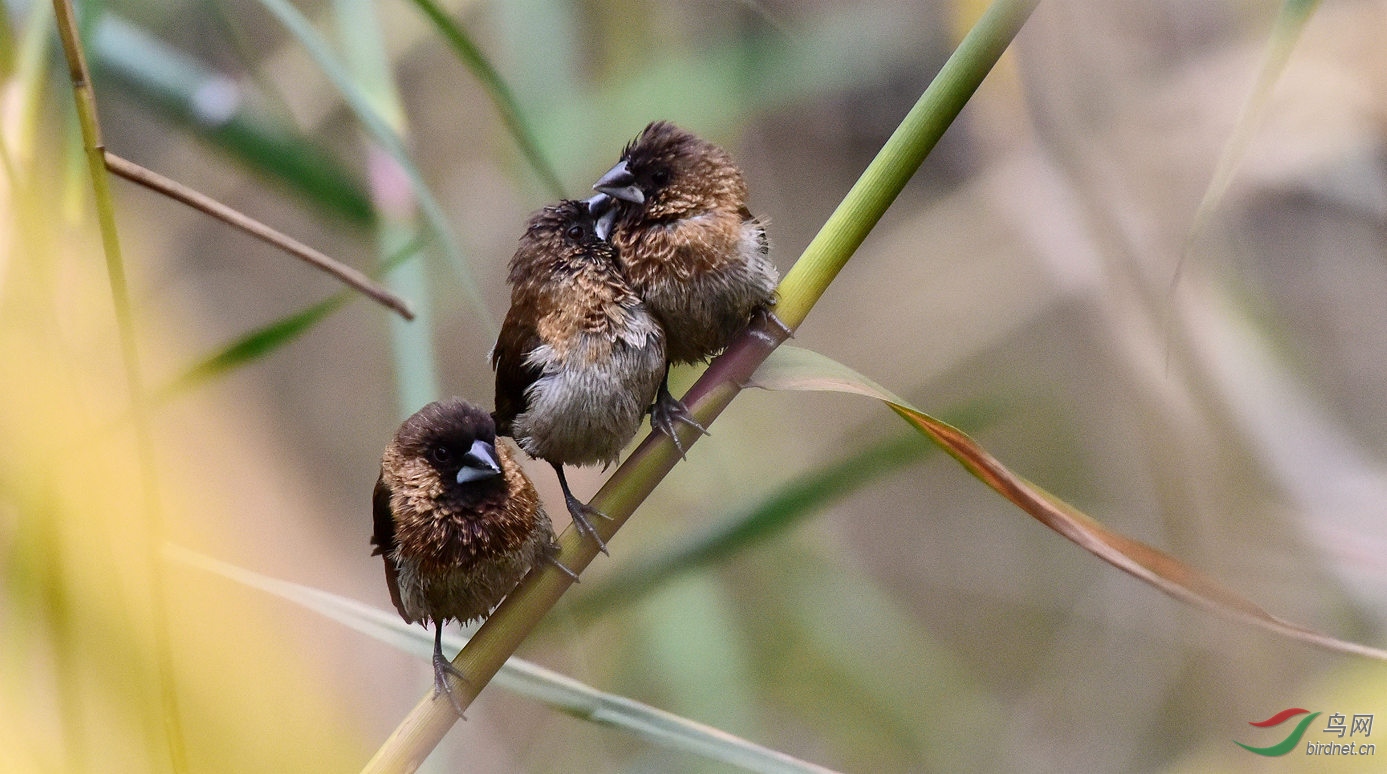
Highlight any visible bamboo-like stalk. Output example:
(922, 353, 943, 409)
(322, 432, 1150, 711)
(327, 0, 441, 416)
(50, 1, 188, 770)
(361, 0, 1040, 770)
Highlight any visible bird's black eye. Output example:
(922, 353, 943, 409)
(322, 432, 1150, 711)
(650, 168, 670, 187)
(565, 224, 585, 241)
(429, 445, 454, 465)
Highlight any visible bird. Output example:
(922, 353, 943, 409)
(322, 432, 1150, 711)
(592, 120, 784, 454)
(372, 397, 560, 715)
(491, 197, 666, 554)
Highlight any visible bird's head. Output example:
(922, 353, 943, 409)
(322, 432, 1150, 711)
(593, 121, 747, 221)
(390, 398, 505, 500)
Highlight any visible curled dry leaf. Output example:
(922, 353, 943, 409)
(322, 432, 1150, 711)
(748, 345, 1387, 661)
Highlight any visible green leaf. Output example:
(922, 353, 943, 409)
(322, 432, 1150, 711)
(252, 0, 492, 331)
(160, 234, 424, 397)
(88, 13, 374, 225)
(408, 0, 564, 196)
(165, 546, 841, 774)
(566, 431, 940, 623)
(162, 295, 347, 397)
(1174, 0, 1324, 282)
(749, 346, 1387, 661)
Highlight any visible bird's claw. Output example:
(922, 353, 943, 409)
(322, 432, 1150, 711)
(564, 495, 610, 555)
(650, 387, 708, 460)
(750, 306, 793, 345)
(432, 653, 470, 718)
(544, 552, 581, 582)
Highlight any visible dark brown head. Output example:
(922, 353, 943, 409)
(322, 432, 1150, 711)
(592, 121, 747, 222)
(392, 398, 504, 491)
(373, 400, 512, 558)
(373, 397, 554, 625)
(507, 199, 616, 282)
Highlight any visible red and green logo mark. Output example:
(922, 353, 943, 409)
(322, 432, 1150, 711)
(1236, 708, 1320, 757)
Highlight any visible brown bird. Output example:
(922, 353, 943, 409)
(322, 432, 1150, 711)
(491, 198, 665, 553)
(593, 120, 783, 452)
(372, 397, 559, 715)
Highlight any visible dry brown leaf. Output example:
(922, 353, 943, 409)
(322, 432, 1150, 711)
(749, 345, 1387, 660)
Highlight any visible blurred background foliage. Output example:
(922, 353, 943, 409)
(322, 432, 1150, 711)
(5, 0, 1387, 771)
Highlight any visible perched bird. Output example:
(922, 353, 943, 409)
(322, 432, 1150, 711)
(491, 198, 665, 553)
(372, 397, 559, 714)
(593, 120, 783, 450)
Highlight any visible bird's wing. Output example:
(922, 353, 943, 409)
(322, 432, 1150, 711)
(371, 474, 408, 619)
(491, 306, 544, 435)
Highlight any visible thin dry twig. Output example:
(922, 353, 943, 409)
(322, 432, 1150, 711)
(104, 152, 413, 319)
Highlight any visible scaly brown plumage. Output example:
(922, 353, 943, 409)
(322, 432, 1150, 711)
(491, 198, 665, 553)
(593, 121, 782, 453)
(372, 397, 558, 715)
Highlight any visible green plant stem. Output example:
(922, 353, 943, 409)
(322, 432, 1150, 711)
(773, 0, 1037, 328)
(362, 0, 1039, 770)
(0, 5, 13, 76)
(327, 0, 441, 416)
(51, 0, 187, 770)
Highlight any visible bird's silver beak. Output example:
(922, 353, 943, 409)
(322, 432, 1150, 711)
(457, 439, 502, 484)
(584, 193, 611, 217)
(593, 160, 644, 204)
(584, 194, 618, 241)
(596, 209, 618, 241)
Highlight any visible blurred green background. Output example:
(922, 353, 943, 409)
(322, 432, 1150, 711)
(5, 0, 1387, 771)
